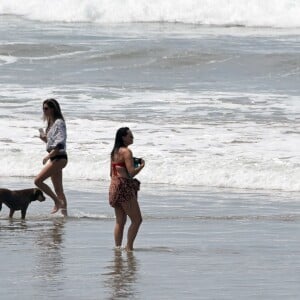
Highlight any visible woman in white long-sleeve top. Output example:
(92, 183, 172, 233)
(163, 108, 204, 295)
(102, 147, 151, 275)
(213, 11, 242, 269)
(34, 98, 68, 216)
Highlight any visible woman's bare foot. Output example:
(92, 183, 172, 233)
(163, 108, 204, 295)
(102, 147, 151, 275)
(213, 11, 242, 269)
(125, 245, 134, 252)
(60, 199, 67, 217)
(51, 205, 59, 214)
(50, 200, 63, 214)
(60, 208, 68, 217)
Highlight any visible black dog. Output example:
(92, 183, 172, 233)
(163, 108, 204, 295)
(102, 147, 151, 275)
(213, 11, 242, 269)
(0, 188, 45, 219)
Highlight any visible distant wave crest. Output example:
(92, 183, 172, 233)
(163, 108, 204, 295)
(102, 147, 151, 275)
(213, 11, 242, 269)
(1, 0, 300, 28)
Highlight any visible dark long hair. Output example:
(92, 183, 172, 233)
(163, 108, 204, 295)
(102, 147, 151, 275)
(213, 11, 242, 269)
(43, 98, 65, 131)
(110, 127, 129, 160)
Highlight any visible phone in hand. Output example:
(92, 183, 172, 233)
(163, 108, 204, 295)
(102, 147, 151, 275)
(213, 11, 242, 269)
(39, 128, 45, 137)
(133, 157, 142, 168)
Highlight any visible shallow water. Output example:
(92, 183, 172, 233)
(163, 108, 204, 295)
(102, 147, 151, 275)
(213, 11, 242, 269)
(1, 178, 300, 299)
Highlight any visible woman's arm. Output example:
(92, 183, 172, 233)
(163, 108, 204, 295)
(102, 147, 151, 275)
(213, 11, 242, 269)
(46, 119, 66, 152)
(53, 119, 66, 150)
(42, 148, 60, 165)
(124, 149, 145, 177)
(39, 128, 47, 143)
(40, 136, 47, 143)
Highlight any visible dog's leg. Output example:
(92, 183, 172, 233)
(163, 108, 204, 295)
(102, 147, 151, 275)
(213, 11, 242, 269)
(21, 208, 27, 219)
(9, 209, 15, 218)
(21, 203, 29, 219)
(0, 201, 2, 211)
(21, 203, 30, 219)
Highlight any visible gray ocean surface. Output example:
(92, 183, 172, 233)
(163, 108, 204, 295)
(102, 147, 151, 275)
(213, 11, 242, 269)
(1, 14, 300, 299)
(1, 16, 300, 92)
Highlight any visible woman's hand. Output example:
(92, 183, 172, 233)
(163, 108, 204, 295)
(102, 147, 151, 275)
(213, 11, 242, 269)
(43, 155, 50, 165)
(140, 158, 145, 168)
(39, 135, 47, 143)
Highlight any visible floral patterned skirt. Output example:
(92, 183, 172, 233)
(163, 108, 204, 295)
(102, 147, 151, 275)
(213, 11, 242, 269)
(109, 177, 140, 208)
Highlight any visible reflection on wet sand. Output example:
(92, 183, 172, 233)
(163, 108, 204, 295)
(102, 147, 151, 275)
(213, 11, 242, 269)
(104, 249, 139, 299)
(0, 218, 28, 231)
(34, 218, 66, 289)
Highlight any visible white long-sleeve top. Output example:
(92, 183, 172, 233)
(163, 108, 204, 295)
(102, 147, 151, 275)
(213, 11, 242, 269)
(46, 119, 67, 153)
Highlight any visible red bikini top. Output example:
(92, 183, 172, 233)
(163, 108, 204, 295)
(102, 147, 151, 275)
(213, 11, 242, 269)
(111, 162, 126, 176)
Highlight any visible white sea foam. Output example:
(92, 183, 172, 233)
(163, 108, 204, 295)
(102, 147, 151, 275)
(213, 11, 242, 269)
(1, 0, 300, 28)
(0, 84, 299, 192)
(0, 55, 17, 65)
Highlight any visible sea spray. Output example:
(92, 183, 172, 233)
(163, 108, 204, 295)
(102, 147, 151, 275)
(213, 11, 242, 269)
(1, 0, 300, 28)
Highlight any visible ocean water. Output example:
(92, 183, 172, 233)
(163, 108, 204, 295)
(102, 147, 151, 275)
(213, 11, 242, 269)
(0, 2, 300, 299)
(0, 9, 300, 191)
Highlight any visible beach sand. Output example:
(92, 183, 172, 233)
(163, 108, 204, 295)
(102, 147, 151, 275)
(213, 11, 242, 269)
(1, 177, 300, 299)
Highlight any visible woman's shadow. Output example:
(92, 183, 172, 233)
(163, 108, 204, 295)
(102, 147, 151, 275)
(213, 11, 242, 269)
(103, 249, 139, 300)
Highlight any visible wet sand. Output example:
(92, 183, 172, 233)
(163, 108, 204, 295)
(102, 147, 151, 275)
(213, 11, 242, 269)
(1, 177, 300, 299)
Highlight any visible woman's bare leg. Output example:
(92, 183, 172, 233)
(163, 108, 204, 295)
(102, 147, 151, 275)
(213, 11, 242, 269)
(34, 159, 67, 213)
(121, 198, 142, 251)
(114, 206, 127, 247)
(51, 165, 67, 216)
